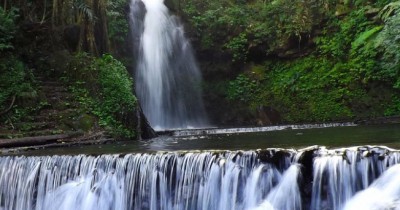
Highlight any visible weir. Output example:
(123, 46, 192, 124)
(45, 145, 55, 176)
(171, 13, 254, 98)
(1, 146, 400, 210)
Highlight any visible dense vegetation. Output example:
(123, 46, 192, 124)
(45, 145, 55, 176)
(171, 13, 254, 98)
(179, 0, 400, 124)
(0, 6, 36, 123)
(1, 0, 400, 140)
(0, 0, 137, 139)
(65, 53, 137, 138)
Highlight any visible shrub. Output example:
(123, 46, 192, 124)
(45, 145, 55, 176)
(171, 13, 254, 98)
(0, 7, 18, 52)
(67, 53, 137, 138)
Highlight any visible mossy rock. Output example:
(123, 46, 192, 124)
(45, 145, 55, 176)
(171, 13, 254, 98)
(164, 0, 180, 12)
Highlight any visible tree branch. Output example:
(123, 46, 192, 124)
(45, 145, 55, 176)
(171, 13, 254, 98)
(0, 95, 16, 116)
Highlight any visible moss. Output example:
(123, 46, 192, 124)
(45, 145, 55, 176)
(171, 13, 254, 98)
(77, 114, 96, 132)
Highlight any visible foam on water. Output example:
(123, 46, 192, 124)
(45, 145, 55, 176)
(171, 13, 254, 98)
(1, 146, 400, 210)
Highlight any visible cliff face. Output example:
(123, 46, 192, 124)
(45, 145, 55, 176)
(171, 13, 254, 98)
(167, 0, 400, 126)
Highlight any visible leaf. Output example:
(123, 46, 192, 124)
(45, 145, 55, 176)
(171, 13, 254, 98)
(379, 1, 400, 22)
(351, 26, 383, 51)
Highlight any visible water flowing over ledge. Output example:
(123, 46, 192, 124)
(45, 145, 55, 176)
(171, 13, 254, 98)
(1, 146, 400, 210)
(168, 122, 357, 137)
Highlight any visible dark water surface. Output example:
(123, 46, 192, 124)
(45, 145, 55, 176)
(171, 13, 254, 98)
(12, 123, 400, 156)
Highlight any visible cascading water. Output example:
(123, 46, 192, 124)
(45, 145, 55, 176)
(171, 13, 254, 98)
(310, 146, 400, 210)
(251, 164, 302, 210)
(343, 164, 400, 210)
(2, 146, 400, 210)
(130, 0, 208, 130)
(0, 150, 294, 210)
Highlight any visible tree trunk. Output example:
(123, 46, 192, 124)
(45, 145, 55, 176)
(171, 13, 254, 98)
(0, 95, 16, 117)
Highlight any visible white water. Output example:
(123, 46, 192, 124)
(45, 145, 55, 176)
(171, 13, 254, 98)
(250, 164, 302, 210)
(171, 122, 356, 136)
(311, 146, 400, 210)
(343, 164, 400, 210)
(131, 0, 208, 130)
(2, 146, 400, 210)
(0, 150, 294, 210)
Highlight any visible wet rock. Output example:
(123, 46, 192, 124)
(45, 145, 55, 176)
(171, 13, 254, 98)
(164, 0, 180, 12)
(137, 105, 157, 140)
(256, 106, 282, 126)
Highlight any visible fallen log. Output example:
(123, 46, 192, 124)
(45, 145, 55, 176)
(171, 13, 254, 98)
(0, 134, 71, 148)
(2, 138, 115, 155)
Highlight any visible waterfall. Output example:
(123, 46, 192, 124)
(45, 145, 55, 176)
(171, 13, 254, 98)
(343, 164, 400, 210)
(310, 146, 400, 210)
(1, 146, 400, 210)
(130, 0, 208, 131)
(0, 150, 294, 210)
(250, 164, 302, 210)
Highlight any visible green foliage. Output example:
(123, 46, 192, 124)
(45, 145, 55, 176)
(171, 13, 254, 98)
(0, 7, 36, 121)
(351, 26, 383, 51)
(107, 0, 129, 46)
(181, 0, 336, 61)
(74, 0, 96, 22)
(224, 3, 400, 122)
(227, 74, 262, 103)
(225, 33, 248, 62)
(378, 1, 400, 21)
(93, 54, 136, 138)
(0, 7, 18, 52)
(67, 53, 137, 138)
(0, 59, 38, 128)
(385, 95, 400, 116)
(263, 57, 356, 122)
(375, 8, 400, 88)
(0, 58, 34, 110)
(316, 9, 370, 59)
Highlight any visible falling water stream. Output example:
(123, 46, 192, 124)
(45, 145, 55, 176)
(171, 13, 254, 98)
(131, 0, 207, 130)
(2, 146, 400, 210)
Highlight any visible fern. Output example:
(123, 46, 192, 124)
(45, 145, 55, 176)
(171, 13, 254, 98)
(379, 1, 400, 22)
(351, 26, 383, 51)
(73, 0, 96, 22)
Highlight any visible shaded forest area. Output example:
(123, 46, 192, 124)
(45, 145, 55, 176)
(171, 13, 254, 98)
(1, 0, 400, 141)
(0, 0, 138, 140)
